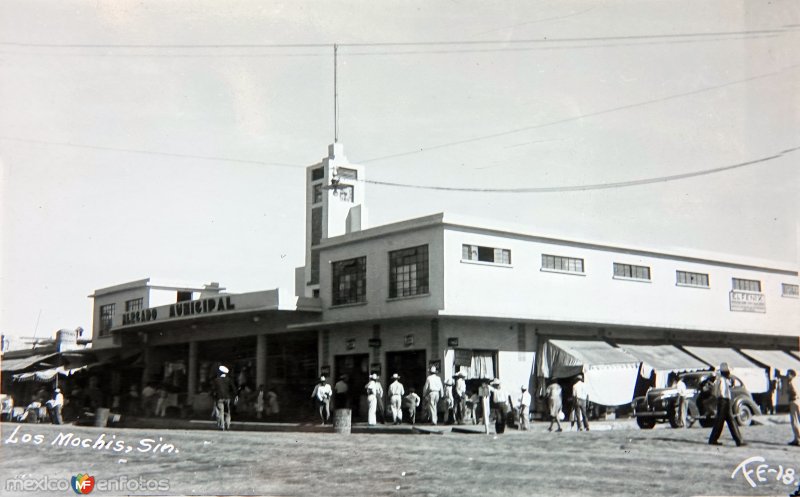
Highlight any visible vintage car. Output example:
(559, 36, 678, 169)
(632, 371, 761, 429)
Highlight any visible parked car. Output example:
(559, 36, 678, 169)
(632, 371, 760, 429)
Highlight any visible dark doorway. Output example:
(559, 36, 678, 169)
(386, 350, 427, 398)
(334, 353, 369, 418)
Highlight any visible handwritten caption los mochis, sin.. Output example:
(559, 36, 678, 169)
(3, 426, 179, 454)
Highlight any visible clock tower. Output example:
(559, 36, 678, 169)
(300, 143, 367, 298)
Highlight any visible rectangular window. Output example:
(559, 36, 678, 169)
(462, 244, 511, 265)
(99, 303, 115, 336)
(732, 278, 761, 293)
(613, 263, 650, 281)
(177, 291, 193, 302)
(311, 207, 322, 246)
(311, 167, 324, 181)
(332, 256, 367, 306)
(309, 249, 320, 285)
(312, 183, 323, 204)
(336, 167, 357, 180)
(781, 283, 798, 297)
(676, 270, 709, 288)
(389, 245, 429, 298)
(542, 254, 584, 273)
(125, 298, 143, 312)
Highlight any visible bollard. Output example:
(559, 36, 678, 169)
(94, 408, 110, 427)
(333, 408, 351, 434)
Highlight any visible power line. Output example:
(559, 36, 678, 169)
(358, 146, 800, 193)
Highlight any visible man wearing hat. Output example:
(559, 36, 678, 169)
(490, 379, 513, 434)
(311, 376, 332, 425)
(47, 387, 64, 425)
(708, 362, 745, 446)
(442, 377, 455, 424)
(388, 374, 405, 424)
(423, 366, 444, 425)
(572, 373, 590, 431)
(453, 372, 467, 424)
(365, 373, 382, 425)
(212, 365, 238, 431)
(517, 385, 531, 431)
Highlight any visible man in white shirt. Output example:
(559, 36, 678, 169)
(48, 388, 64, 425)
(423, 366, 444, 425)
(388, 374, 405, 425)
(311, 376, 332, 425)
(517, 385, 531, 431)
(453, 372, 467, 424)
(572, 374, 589, 431)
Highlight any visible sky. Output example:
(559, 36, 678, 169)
(1, 0, 798, 342)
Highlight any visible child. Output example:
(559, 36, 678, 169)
(402, 388, 421, 425)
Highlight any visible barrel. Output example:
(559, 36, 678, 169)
(94, 408, 110, 427)
(333, 408, 351, 434)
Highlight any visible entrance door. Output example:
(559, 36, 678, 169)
(385, 350, 427, 398)
(334, 354, 369, 418)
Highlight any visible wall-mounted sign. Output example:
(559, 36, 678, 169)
(447, 337, 459, 347)
(368, 338, 382, 348)
(729, 291, 766, 313)
(404, 334, 414, 347)
(346, 338, 355, 351)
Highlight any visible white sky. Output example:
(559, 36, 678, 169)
(1, 0, 798, 340)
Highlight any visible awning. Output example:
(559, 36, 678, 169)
(682, 346, 768, 394)
(538, 339, 641, 406)
(0, 353, 61, 373)
(738, 349, 800, 376)
(13, 366, 85, 383)
(616, 344, 709, 388)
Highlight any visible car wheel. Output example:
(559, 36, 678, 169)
(636, 417, 656, 429)
(734, 403, 753, 426)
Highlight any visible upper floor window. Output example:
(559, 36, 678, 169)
(99, 303, 115, 336)
(332, 256, 367, 306)
(313, 183, 323, 204)
(676, 270, 709, 288)
(389, 245, 429, 298)
(125, 298, 143, 312)
(336, 167, 358, 180)
(781, 283, 799, 298)
(613, 263, 650, 281)
(542, 254, 584, 273)
(732, 278, 761, 293)
(462, 244, 511, 265)
(311, 167, 324, 181)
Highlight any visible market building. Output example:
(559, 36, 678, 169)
(85, 143, 800, 421)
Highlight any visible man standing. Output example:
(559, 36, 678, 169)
(453, 372, 467, 424)
(490, 379, 513, 434)
(365, 374, 380, 426)
(675, 374, 689, 428)
(373, 374, 386, 424)
(786, 369, 799, 446)
(423, 366, 444, 425)
(388, 374, 405, 425)
(48, 388, 64, 425)
(572, 374, 590, 431)
(708, 363, 745, 447)
(312, 375, 332, 425)
(212, 366, 237, 431)
(517, 385, 531, 431)
(403, 388, 421, 425)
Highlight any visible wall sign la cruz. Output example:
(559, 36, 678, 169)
(729, 291, 766, 313)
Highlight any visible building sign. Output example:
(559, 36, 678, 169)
(368, 338, 382, 348)
(729, 291, 766, 313)
(447, 337, 459, 347)
(404, 334, 414, 347)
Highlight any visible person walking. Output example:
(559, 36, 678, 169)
(478, 379, 492, 433)
(212, 366, 238, 431)
(403, 387, 421, 425)
(365, 374, 380, 425)
(453, 372, 467, 424)
(546, 380, 563, 432)
(442, 378, 455, 424)
(786, 369, 799, 446)
(490, 379, 513, 434)
(572, 374, 590, 431)
(47, 388, 64, 425)
(517, 385, 531, 431)
(388, 374, 405, 425)
(708, 363, 745, 447)
(423, 366, 444, 425)
(312, 376, 332, 425)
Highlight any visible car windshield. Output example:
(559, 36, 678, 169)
(680, 374, 708, 389)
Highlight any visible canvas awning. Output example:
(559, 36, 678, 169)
(538, 339, 641, 406)
(682, 346, 768, 393)
(0, 353, 61, 373)
(738, 349, 800, 377)
(13, 366, 85, 383)
(616, 344, 709, 388)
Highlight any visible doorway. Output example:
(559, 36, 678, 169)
(334, 353, 369, 418)
(385, 350, 427, 397)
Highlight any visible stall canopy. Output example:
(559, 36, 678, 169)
(0, 353, 61, 373)
(13, 366, 85, 383)
(616, 344, 709, 388)
(538, 339, 641, 406)
(738, 349, 800, 377)
(682, 346, 768, 393)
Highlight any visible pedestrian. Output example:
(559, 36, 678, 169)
(765, 375, 779, 415)
(517, 385, 531, 431)
(266, 386, 280, 418)
(572, 374, 590, 431)
(373, 374, 386, 424)
(490, 379, 513, 434)
(546, 379, 563, 432)
(334, 375, 349, 409)
(402, 387, 421, 425)
(478, 379, 492, 433)
(256, 384, 265, 420)
(442, 378, 455, 424)
(672, 373, 688, 428)
(155, 384, 169, 417)
(212, 366, 238, 431)
(423, 366, 444, 425)
(708, 363, 746, 447)
(47, 388, 64, 425)
(786, 369, 799, 446)
(365, 373, 380, 425)
(466, 390, 479, 425)
(388, 374, 405, 424)
(453, 372, 467, 424)
(311, 375, 332, 425)
(141, 382, 157, 416)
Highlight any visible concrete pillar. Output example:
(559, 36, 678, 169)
(187, 341, 198, 402)
(256, 334, 267, 388)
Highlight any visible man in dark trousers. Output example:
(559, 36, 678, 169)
(213, 365, 238, 431)
(708, 362, 746, 447)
